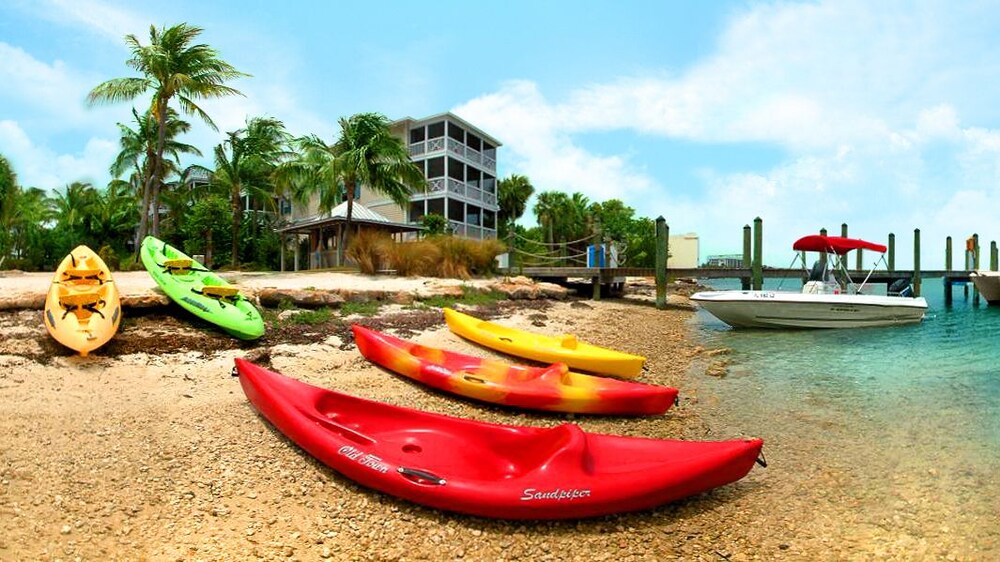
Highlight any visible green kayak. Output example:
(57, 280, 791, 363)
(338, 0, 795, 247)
(140, 236, 265, 340)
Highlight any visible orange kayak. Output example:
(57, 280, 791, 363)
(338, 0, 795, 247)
(353, 325, 677, 415)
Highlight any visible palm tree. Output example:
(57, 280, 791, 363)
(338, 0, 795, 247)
(88, 180, 140, 255)
(209, 116, 290, 266)
(4, 186, 54, 268)
(533, 190, 570, 245)
(53, 182, 100, 239)
(111, 107, 201, 249)
(281, 113, 425, 264)
(87, 22, 247, 237)
(497, 174, 534, 238)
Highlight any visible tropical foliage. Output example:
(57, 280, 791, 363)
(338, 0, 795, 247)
(0, 20, 663, 276)
(87, 23, 246, 240)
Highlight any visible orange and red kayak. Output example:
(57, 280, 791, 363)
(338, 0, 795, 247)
(352, 325, 678, 415)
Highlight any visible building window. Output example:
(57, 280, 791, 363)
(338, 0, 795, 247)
(427, 156, 444, 178)
(466, 205, 481, 226)
(467, 133, 481, 151)
(448, 158, 464, 181)
(483, 174, 496, 193)
(279, 198, 292, 215)
(428, 121, 445, 139)
(448, 199, 464, 222)
(409, 127, 425, 144)
(427, 197, 444, 216)
(466, 167, 481, 189)
(447, 122, 464, 142)
(483, 209, 495, 229)
(409, 200, 425, 222)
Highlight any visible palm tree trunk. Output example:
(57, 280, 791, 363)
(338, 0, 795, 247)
(339, 180, 355, 267)
(149, 97, 170, 237)
(232, 184, 241, 267)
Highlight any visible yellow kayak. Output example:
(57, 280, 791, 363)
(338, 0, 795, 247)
(44, 245, 121, 356)
(442, 308, 645, 378)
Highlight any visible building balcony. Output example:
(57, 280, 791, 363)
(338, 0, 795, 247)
(414, 178, 497, 209)
(410, 138, 496, 173)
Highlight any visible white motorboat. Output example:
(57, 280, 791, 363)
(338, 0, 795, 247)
(969, 271, 1000, 305)
(690, 235, 928, 329)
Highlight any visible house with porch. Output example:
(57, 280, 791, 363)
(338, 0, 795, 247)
(277, 112, 502, 270)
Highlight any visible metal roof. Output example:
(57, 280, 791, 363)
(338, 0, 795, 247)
(276, 201, 422, 235)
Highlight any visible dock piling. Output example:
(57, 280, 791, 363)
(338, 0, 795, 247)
(888, 233, 895, 272)
(655, 217, 667, 309)
(752, 217, 763, 290)
(742, 225, 751, 290)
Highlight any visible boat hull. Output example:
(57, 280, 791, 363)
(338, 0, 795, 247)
(140, 236, 264, 340)
(690, 290, 927, 329)
(44, 245, 121, 356)
(443, 308, 645, 378)
(352, 324, 677, 415)
(970, 271, 1000, 305)
(234, 359, 763, 519)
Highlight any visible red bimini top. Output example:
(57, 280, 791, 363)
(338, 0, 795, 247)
(792, 235, 887, 255)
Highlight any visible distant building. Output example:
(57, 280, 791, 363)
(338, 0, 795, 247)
(705, 254, 744, 268)
(669, 233, 699, 268)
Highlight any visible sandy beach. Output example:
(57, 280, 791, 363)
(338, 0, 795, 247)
(0, 272, 993, 561)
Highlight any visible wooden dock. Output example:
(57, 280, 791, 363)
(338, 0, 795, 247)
(501, 266, 974, 299)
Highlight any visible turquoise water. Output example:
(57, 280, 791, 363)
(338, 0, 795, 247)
(689, 277, 999, 555)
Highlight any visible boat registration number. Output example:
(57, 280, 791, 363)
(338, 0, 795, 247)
(754, 292, 776, 299)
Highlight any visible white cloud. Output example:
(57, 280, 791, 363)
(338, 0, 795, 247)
(455, 1, 1000, 268)
(0, 120, 117, 189)
(32, 0, 148, 43)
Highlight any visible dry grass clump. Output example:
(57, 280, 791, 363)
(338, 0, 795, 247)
(389, 239, 441, 276)
(349, 234, 507, 278)
(346, 229, 394, 274)
(431, 236, 507, 279)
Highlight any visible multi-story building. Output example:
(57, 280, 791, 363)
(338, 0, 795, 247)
(375, 112, 501, 239)
(284, 112, 501, 239)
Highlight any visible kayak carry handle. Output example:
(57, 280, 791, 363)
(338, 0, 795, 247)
(398, 467, 446, 486)
(755, 448, 768, 468)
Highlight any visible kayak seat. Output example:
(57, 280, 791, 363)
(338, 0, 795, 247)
(513, 423, 590, 474)
(59, 291, 105, 319)
(558, 334, 578, 349)
(63, 268, 104, 284)
(163, 259, 194, 274)
(200, 285, 240, 299)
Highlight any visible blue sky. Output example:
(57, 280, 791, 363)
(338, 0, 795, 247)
(2, 0, 1000, 268)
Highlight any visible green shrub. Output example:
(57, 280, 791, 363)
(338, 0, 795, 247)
(286, 307, 333, 325)
(340, 300, 381, 316)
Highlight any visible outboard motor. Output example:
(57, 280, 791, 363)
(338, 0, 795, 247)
(888, 277, 913, 297)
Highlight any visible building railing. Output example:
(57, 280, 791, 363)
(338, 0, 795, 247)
(414, 178, 498, 209)
(411, 138, 497, 173)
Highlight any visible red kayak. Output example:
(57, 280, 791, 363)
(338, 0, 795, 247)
(234, 358, 765, 519)
(352, 324, 678, 415)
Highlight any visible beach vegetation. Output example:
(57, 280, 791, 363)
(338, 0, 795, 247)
(345, 229, 394, 274)
(285, 307, 334, 325)
(497, 174, 534, 239)
(339, 300, 381, 316)
(420, 287, 506, 309)
(419, 213, 450, 235)
(204, 116, 292, 267)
